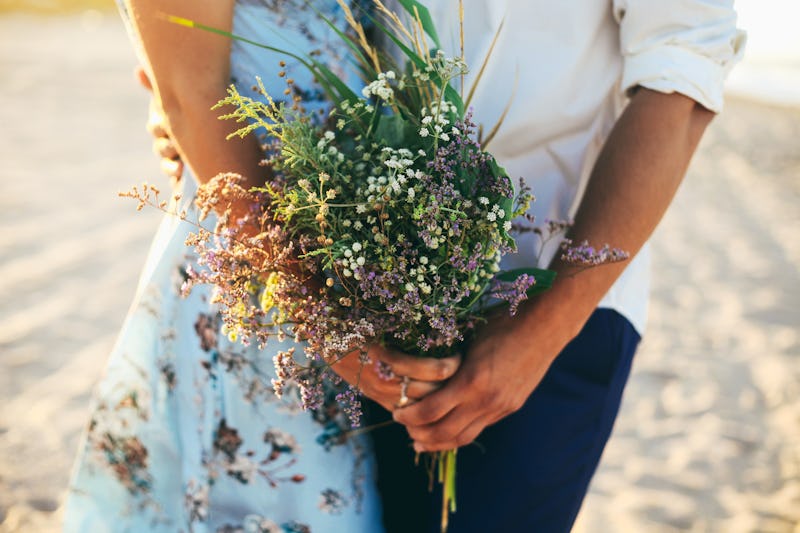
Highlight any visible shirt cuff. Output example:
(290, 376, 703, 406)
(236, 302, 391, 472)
(620, 39, 744, 113)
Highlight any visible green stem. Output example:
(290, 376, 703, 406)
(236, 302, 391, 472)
(439, 448, 457, 532)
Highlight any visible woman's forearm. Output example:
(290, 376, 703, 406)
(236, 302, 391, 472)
(125, 0, 265, 191)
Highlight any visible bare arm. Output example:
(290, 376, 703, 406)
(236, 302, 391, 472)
(395, 88, 715, 451)
(124, 0, 264, 197)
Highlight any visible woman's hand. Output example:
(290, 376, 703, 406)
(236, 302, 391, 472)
(135, 66, 184, 184)
(330, 344, 461, 413)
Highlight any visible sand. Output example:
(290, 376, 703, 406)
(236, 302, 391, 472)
(0, 11, 798, 533)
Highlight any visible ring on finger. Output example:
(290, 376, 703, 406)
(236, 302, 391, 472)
(396, 376, 410, 408)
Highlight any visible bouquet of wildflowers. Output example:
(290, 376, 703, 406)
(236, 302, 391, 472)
(129, 1, 627, 529)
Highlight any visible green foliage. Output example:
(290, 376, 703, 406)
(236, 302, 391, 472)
(394, 0, 441, 48)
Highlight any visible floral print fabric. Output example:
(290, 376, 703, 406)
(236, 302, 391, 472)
(64, 2, 384, 531)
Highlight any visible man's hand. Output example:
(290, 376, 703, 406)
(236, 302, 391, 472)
(135, 66, 184, 184)
(331, 344, 461, 414)
(392, 310, 567, 451)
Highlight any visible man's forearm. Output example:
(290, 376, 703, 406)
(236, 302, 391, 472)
(517, 88, 715, 356)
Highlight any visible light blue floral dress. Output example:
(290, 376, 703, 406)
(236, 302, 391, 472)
(64, 2, 385, 532)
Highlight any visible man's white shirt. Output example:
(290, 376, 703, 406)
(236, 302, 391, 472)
(422, 0, 745, 333)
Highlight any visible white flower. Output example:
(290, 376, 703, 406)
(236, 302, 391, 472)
(356, 204, 367, 214)
(228, 456, 258, 483)
(422, 116, 433, 125)
(363, 76, 394, 102)
(420, 283, 432, 295)
(343, 268, 353, 277)
(385, 70, 396, 80)
(324, 131, 335, 141)
(405, 282, 415, 292)
(419, 128, 429, 138)
(440, 133, 450, 142)
(478, 196, 489, 205)
(407, 188, 416, 199)
(503, 221, 512, 231)
(352, 242, 363, 252)
(353, 221, 363, 230)
(497, 209, 506, 218)
(344, 249, 353, 258)
(487, 212, 497, 222)
(419, 256, 429, 265)
(356, 256, 365, 266)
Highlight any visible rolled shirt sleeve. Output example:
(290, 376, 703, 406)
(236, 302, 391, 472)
(613, 0, 747, 112)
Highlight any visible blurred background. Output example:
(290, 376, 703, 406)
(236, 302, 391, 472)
(0, 1, 797, 532)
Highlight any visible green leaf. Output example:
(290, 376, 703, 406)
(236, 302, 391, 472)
(375, 113, 417, 147)
(312, 60, 361, 103)
(394, 0, 441, 48)
(495, 267, 556, 296)
(166, 14, 357, 106)
(485, 155, 515, 240)
(167, 16, 310, 71)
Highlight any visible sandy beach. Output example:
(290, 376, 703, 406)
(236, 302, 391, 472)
(1, 10, 798, 533)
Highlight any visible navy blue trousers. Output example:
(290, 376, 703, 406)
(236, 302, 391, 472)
(363, 309, 641, 533)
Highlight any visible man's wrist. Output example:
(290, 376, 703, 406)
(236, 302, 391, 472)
(513, 268, 609, 364)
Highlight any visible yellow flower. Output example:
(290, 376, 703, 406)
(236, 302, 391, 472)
(259, 272, 281, 313)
